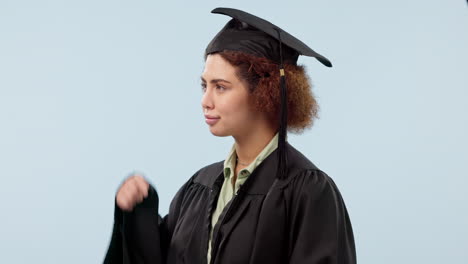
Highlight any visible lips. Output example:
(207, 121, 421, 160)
(204, 114, 220, 125)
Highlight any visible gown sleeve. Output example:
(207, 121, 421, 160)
(287, 169, 356, 264)
(103, 185, 163, 264)
(103, 175, 196, 264)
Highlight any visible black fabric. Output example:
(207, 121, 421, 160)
(205, 7, 332, 67)
(103, 143, 356, 264)
(103, 186, 163, 264)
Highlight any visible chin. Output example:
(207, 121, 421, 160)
(208, 127, 231, 137)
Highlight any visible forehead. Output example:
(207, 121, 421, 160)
(201, 54, 238, 81)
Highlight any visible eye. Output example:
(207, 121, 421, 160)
(201, 83, 207, 92)
(216, 84, 226, 91)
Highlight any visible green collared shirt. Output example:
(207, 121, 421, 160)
(207, 132, 279, 263)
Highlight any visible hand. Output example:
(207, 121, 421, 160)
(116, 174, 149, 212)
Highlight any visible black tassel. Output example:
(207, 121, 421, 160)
(276, 29, 289, 180)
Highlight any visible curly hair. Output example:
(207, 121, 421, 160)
(212, 50, 319, 134)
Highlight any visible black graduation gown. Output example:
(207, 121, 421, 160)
(103, 143, 356, 264)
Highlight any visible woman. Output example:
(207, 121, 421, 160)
(104, 8, 356, 264)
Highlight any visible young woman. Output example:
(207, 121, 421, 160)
(104, 8, 356, 264)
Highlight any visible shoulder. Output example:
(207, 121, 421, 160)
(166, 160, 224, 217)
(169, 160, 224, 201)
(285, 143, 319, 172)
(190, 160, 224, 189)
(282, 143, 341, 199)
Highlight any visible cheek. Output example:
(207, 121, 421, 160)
(226, 98, 252, 121)
(218, 90, 253, 121)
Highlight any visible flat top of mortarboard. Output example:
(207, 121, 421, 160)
(211, 7, 332, 67)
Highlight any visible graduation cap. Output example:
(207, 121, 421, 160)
(205, 7, 332, 179)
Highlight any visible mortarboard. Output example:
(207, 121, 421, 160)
(205, 7, 332, 179)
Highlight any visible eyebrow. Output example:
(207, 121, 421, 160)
(200, 76, 232, 84)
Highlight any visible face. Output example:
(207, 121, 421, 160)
(201, 54, 257, 137)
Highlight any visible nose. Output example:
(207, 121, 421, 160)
(201, 87, 214, 111)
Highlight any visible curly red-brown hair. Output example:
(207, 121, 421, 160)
(212, 50, 319, 134)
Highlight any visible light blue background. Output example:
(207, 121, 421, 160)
(0, 0, 467, 263)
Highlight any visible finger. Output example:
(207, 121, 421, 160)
(134, 176, 149, 198)
(129, 175, 147, 197)
(122, 185, 136, 210)
(130, 183, 144, 202)
(116, 185, 127, 208)
(135, 194, 144, 204)
(126, 181, 140, 206)
(117, 175, 141, 211)
(117, 195, 130, 211)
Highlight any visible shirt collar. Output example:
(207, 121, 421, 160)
(223, 132, 279, 180)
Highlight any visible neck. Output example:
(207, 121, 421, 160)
(233, 125, 276, 165)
